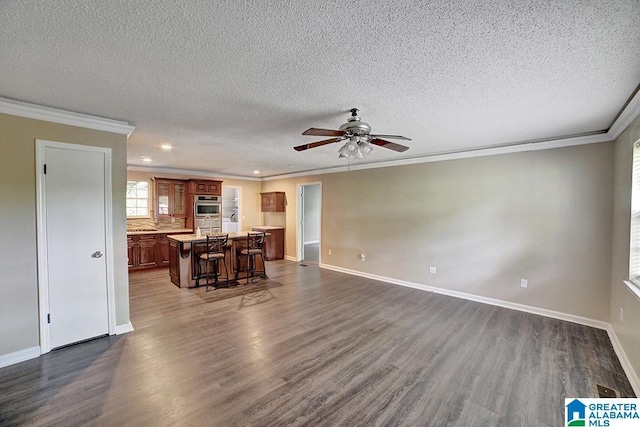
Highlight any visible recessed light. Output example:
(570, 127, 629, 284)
(253, 170, 260, 174)
(142, 157, 152, 162)
(160, 144, 172, 150)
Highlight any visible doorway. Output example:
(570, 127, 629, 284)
(222, 186, 241, 233)
(297, 183, 321, 263)
(36, 140, 115, 353)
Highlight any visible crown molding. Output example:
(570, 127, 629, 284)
(127, 165, 262, 181)
(608, 87, 640, 140)
(0, 97, 135, 136)
(263, 132, 612, 180)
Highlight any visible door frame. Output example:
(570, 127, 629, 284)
(296, 182, 322, 263)
(223, 185, 242, 232)
(35, 139, 116, 354)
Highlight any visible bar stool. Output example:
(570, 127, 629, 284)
(197, 234, 229, 291)
(235, 232, 267, 283)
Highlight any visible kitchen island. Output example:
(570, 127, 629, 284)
(168, 232, 267, 288)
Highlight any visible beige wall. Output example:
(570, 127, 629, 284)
(126, 170, 263, 231)
(0, 113, 129, 357)
(264, 142, 615, 321)
(610, 114, 640, 379)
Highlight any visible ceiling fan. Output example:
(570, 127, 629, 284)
(294, 108, 411, 158)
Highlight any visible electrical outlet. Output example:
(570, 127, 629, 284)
(620, 307, 624, 323)
(171, 217, 175, 223)
(328, 249, 332, 256)
(520, 279, 528, 288)
(360, 253, 366, 262)
(429, 266, 437, 274)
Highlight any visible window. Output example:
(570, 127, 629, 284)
(629, 141, 640, 296)
(126, 180, 149, 217)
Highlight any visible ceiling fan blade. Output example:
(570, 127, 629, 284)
(294, 137, 343, 151)
(370, 134, 412, 141)
(302, 128, 345, 137)
(370, 138, 410, 152)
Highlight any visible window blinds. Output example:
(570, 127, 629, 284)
(629, 142, 640, 283)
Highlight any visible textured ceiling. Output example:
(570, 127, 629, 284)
(1, 0, 639, 178)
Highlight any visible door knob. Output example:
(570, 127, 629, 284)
(91, 251, 104, 258)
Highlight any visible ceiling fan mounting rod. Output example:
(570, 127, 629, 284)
(350, 108, 359, 117)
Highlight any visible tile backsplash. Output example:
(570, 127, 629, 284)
(127, 217, 187, 231)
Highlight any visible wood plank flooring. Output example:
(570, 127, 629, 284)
(0, 261, 634, 426)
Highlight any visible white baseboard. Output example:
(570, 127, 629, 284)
(0, 346, 40, 369)
(285, 255, 298, 262)
(114, 322, 134, 335)
(606, 326, 640, 396)
(319, 262, 639, 394)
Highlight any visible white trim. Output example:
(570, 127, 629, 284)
(319, 262, 640, 394)
(608, 89, 640, 140)
(285, 255, 298, 262)
(606, 326, 640, 396)
(127, 165, 262, 181)
(264, 132, 612, 180)
(297, 182, 322, 264)
(115, 322, 135, 335)
(623, 280, 640, 302)
(103, 148, 117, 336)
(319, 262, 610, 329)
(0, 346, 41, 369)
(304, 240, 320, 245)
(0, 97, 134, 136)
(36, 140, 117, 353)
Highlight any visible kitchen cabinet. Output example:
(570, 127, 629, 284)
(128, 234, 158, 270)
(128, 231, 190, 270)
(127, 238, 135, 268)
(138, 235, 158, 268)
(251, 226, 285, 260)
(155, 178, 186, 219)
(157, 233, 171, 266)
(260, 192, 285, 212)
(187, 179, 222, 195)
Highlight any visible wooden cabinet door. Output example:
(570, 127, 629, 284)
(261, 193, 274, 211)
(188, 180, 222, 195)
(157, 234, 170, 266)
(172, 182, 186, 218)
(207, 181, 221, 195)
(156, 180, 171, 217)
(127, 237, 136, 268)
(260, 192, 285, 212)
(138, 236, 158, 267)
(169, 240, 180, 286)
(270, 228, 285, 260)
(155, 179, 187, 218)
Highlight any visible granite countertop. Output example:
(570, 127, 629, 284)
(251, 226, 285, 230)
(168, 231, 269, 243)
(127, 228, 193, 236)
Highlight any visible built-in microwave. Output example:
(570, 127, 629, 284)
(194, 195, 221, 217)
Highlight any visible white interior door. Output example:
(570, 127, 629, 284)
(42, 144, 110, 349)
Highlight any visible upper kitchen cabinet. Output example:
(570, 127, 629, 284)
(261, 192, 285, 212)
(187, 179, 222, 195)
(155, 178, 187, 218)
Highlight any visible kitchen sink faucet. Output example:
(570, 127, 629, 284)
(202, 215, 213, 236)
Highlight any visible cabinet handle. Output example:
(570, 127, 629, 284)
(91, 251, 104, 258)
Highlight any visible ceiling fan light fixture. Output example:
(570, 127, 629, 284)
(295, 108, 411, 160)
(338, 142, 352, 157)
(358, 140, 373, 156)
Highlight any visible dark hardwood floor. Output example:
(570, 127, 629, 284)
(0, 261, 634, 426)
